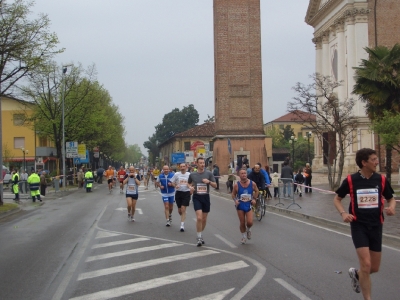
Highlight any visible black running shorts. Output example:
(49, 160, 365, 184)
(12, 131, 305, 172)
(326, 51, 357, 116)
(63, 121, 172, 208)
(350, 221, 383, 252)
(192, 194, 210, 213)
(175, 191, 191, 208)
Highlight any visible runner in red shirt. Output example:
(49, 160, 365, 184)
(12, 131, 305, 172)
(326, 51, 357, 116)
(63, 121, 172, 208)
(117, 166, 127, 193)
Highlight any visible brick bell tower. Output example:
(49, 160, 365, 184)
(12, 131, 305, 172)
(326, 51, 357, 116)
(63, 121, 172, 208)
(212, 0, 268, 174)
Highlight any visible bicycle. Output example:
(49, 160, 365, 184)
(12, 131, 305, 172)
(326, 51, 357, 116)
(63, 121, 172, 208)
(252, 191, 265, 221)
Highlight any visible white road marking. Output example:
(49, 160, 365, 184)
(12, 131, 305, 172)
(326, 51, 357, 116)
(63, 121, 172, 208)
(95, 231, 121, 239)
(78, 250, 219, 281)
(274, 278, 312, 300)
(114, 207, 143, 214)
(190, 288, 234, 300)
(85, 243, 183, 262)
(91, 237, 150, 249)
(51, 206, 108, 300)
(215, 234, 237, 248)
(69, 261, 249, 300)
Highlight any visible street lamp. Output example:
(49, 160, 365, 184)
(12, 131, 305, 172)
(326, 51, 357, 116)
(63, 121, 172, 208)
(304, 131, 312, 164)
(289, 135, 297, 169)
(21, 147, 28, 171)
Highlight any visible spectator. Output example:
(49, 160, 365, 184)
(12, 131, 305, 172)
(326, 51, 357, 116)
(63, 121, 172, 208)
(213, 164, 220, 190)
(304, 163, 312, 193)
(227, 165, 236, 193)
(271, 172, 279, 198)
(294, 168, 305, 197)
(280, 161, 293, 197)
(40, 171, 47, 196)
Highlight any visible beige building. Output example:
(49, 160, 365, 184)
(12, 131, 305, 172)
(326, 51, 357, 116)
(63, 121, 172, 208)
(305, 0, 400, 173)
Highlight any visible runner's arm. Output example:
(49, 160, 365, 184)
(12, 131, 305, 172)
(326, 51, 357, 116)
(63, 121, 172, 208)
(385, 197, 396, 216)
(333, 194, 354, 222)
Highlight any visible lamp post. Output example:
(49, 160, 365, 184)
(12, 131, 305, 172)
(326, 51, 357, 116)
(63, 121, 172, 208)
(304, 131, 312, 164)
(61, 65, 73, 189)
(21, 147, 28, 171)
(289, 135, 297, 169)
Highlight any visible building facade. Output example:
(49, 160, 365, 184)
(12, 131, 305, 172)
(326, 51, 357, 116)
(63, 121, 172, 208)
(305, 0, 400, 173)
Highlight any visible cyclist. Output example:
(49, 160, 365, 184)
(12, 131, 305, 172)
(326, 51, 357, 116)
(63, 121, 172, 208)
(232, 168, 259, 244)
(248, 164, 266, 197)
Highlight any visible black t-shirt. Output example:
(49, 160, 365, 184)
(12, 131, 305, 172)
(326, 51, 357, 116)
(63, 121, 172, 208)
(335, 172, 393, 225)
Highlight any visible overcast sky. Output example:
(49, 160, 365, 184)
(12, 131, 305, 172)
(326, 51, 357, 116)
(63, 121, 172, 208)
(30, 0, 315, 154)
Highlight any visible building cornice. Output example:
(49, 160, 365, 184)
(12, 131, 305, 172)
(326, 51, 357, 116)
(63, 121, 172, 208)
(311, 5, 370, 45)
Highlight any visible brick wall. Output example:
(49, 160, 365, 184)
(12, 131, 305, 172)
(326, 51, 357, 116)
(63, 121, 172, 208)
(213, 0, 264, 135)
(368, 0, 400, 48)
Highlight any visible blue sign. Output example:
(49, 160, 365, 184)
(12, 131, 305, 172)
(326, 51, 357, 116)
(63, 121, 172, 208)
(74, 150, 89, 164)
(74, 158, 81, 165)
(171, 152, 185, 164)
(228, 139, 232, 155)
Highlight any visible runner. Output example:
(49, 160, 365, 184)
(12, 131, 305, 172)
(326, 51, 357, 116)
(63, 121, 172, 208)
(232, 168, 258, 244)
(171, 162, 191, 232)
(117, 166, 127, 193)
(152, 166, 160, 190)
(143, 167, 149, 190)
(112, 167, 117, 187)
(188, 157, 217, 246)
(157, 165, 175, 227)
(333, 148, 396, 299)
(123, 166, 141, 221)
(104, 166, 114, 193)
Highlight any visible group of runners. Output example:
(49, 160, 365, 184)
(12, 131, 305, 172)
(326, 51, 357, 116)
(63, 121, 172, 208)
(108, 148, 396, 299)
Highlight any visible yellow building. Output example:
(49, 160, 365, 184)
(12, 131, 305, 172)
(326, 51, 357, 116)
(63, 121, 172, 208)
(264, 110, 316, 142)
(1, 96, 56, 171)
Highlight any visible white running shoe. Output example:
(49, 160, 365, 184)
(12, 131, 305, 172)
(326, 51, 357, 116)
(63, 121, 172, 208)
(247, 230, 252, 240)
(196, 238, 202, 247)
(348, 268, 360, 293)
(241, 237, 247, 244)
(166, 220, 171, 227)
(180, 226, 184, 232)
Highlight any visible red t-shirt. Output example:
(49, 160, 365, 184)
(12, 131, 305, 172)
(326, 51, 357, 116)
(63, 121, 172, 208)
(117, 170, 127, 182)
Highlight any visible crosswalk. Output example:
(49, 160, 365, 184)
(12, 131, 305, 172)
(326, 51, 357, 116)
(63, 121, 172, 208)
(66, 230, 255, 300)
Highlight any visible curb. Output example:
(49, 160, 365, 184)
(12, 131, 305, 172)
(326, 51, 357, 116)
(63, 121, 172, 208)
(0, 206, 22, 220)
(210, 189, 400, 248)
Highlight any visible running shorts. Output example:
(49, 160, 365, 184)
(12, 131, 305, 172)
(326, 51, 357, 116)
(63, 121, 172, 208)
(107, 179, 113, 184)
(350, 222, 383, 252)
(162, 195, 174, 204)
(236, 201, 251, 213)
(126, 194, 138, 200)
(175, 191, 191, 208)
(192, 194, 210, 213)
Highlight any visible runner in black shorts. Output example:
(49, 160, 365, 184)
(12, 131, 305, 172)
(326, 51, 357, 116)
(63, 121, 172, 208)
(171, 163, 191, 232)
(188, 157, 216, 246)
(334, 148, 396, 298)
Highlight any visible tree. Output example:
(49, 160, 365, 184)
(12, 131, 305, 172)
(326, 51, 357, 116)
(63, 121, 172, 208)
(265, 126, 286, 148)
(353, 44, 400, 183)
(282, 125, 295, 141)
(124, 144, 143, 165)
(288, 74, 358, 190)
(0, 0, 63, 205)
(203, 114, 215, 123)
(370, 110, 400, 154)
(143, 134, 159, 166)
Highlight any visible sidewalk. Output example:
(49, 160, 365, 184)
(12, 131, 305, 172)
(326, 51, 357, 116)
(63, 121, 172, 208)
(212, 177, 400, 244)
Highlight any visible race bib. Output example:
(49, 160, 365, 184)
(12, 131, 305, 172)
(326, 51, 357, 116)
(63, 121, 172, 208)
(197, 183, 207, 194)
(179, 178, 188, 185)
(240, 193, 251, 202)
(120, 175, 124, 179)
(108, 176, 112, 179)
(357, 189, 379, 209)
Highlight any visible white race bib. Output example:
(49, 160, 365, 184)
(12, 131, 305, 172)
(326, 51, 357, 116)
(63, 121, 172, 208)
(240, 193, 251, 202)
(356, 189, 379, 209)
(197, 183, 207, 194)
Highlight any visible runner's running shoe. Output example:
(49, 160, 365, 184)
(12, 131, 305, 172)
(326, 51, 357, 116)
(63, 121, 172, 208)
(348, 268, 360, 293)
(196, 238, 202, 247)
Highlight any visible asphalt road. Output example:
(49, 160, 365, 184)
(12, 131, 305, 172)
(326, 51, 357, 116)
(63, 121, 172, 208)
(0, 183, 399, 299)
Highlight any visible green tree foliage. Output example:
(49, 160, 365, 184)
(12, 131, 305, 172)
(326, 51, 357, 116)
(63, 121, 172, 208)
(370, 110, 400, 154)
(265, 126, 287, 148)
(124, 144, 143, 165)
(0, 0, 63, 204)
(21, 62, 126, 164)
(154, 104, 199, 143)
(282, 125, 295, 141)
(289, 74, 358, 190)
(203, 114, 215, 123)
(353, 44, 400, 182)
(143, 134, 159, 166)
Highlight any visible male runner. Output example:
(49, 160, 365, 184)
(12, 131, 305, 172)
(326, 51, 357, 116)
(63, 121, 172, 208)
(171, 162, 191, 232)
(123, 166, 141, 221)
(104, 166, 114, 193)
(117, 166, 127, 193)
(153, 166, 160, 190)
(112, 167, 117, 187)
(232, 168, 259, 244)
(333, 148, 396, 299)
(188, 157, 217, 246)
(157, 165, 175, 226)
(143, 168, 149, 190)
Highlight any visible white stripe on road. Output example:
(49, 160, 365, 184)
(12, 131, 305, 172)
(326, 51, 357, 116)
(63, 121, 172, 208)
(215, 234, 237, 249)
(190, 288, 234, 300)
(78, 250, 219, 281)
(91, 237, 150, 249)
(95, 231, 121, 239)
(85, 243, 183, 262)
(274, 278, 312, 300)
(70, 261, 249, 300)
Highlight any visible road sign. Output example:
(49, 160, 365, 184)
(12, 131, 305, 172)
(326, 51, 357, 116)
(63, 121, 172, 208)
(74, 158, 81, 165)
(171, 152, 185, 164)
(78, 144, 86, 159)
(228, 139, 232, 155)
(66, 141, 78, 158)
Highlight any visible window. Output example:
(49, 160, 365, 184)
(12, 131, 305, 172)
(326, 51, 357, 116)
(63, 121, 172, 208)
(209, 141, 214, 151)
(13, 114, 25, 126)
(39, 136, 47, 147)
(14, 137, 25, 149)
(279, 124, 284, 129)
(184, 141, 191, 151)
